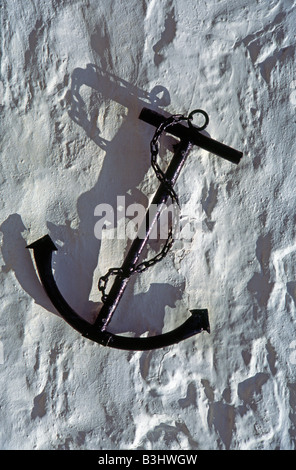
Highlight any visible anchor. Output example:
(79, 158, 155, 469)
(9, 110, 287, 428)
(27, 106, 243, 350)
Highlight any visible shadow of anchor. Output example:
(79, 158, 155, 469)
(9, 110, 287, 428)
(67, 64, 172, 152)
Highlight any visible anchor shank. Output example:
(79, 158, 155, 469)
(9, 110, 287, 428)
(95, 139, 193, 330)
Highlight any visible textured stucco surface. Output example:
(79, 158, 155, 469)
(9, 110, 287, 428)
(1, 0, 296, 450)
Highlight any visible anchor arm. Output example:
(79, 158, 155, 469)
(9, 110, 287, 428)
(27, 235, 210, 351)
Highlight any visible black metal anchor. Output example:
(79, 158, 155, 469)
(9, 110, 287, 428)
(27, 107, 243, 350)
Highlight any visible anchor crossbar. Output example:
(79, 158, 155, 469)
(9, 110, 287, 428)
(139, 107, 243, 165)
(27, 107, 243, 350)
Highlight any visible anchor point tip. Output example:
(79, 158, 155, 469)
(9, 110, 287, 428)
(189, 308, 210, 333)
(26, 234, 58, 251)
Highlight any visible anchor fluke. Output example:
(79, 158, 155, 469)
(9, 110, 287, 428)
(189, 309, 210, 334)
(26, 234, 58, 252)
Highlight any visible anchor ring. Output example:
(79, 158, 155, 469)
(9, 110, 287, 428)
(187, 109, 209, 131)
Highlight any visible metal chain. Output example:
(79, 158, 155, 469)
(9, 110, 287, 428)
(98, 267, 124, 303)
(150, 109, 209, 206)
(132, 226, 174, 274)
(98, 110, 209, 303)
(150, 113, 189, 207)
(98, 227, 174, 302)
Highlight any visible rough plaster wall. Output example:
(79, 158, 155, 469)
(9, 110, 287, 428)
(1, 0, 296, 450)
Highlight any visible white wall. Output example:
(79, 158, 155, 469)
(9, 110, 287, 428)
(1, 0, 296, 450)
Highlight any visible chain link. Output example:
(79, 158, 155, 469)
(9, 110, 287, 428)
(150, 113, 188, 207)
(132, 226, 174, 274)
(98, 267, 125, 303)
